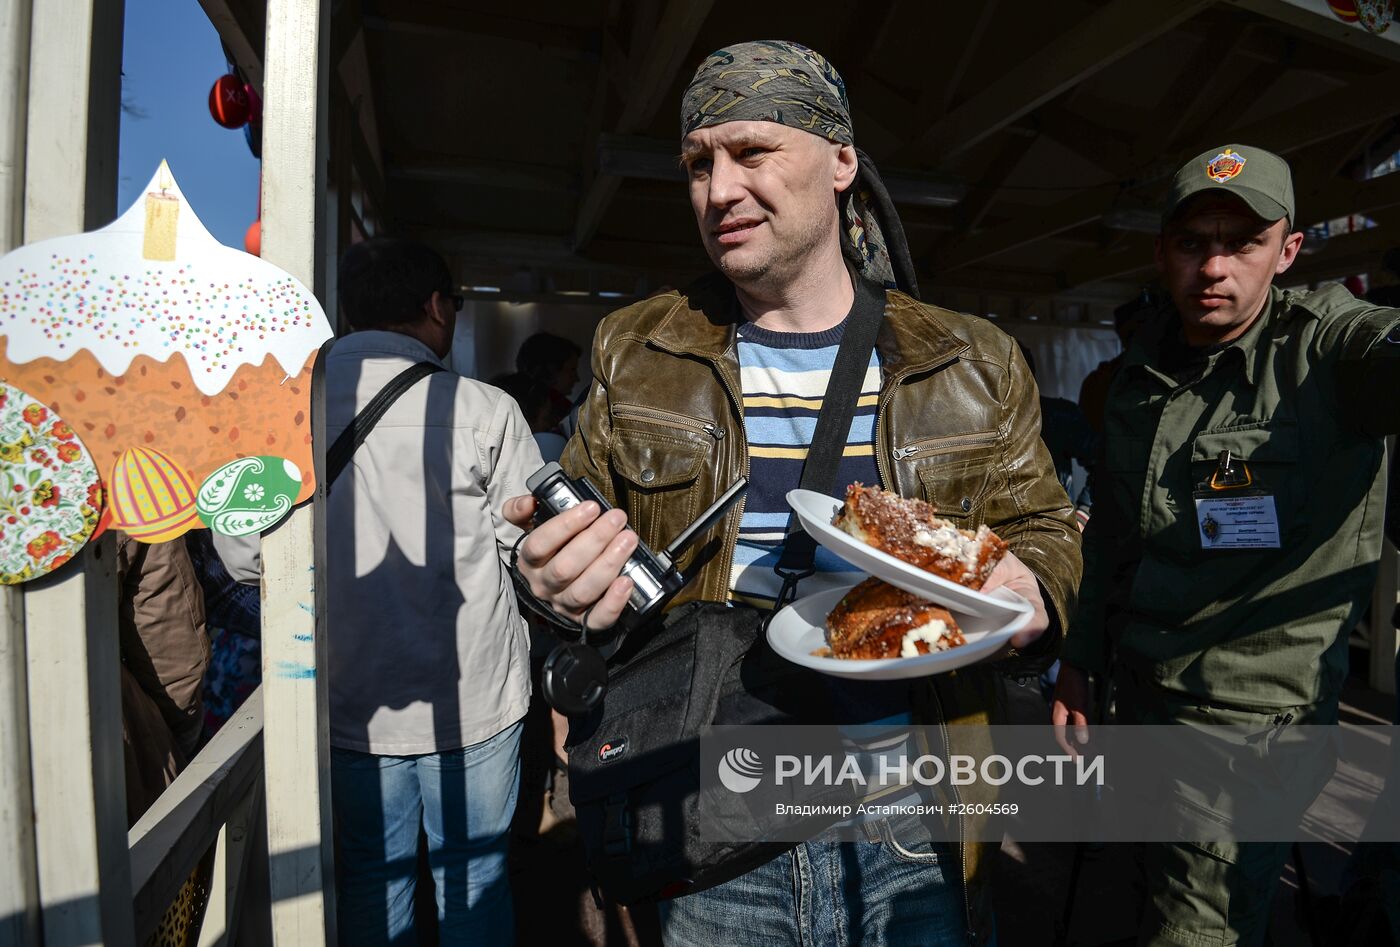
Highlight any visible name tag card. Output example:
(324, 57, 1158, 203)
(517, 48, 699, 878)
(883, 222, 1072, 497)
(1195, 494, 1281, 549)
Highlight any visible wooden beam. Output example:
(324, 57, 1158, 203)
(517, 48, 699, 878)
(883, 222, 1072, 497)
(937, 0, 1001, 118)
(573, 0, 713, 250)
(360, 10, 597, 61)
(938, 74, 1400, 272)
(0, 6, 37, 944)
(25, 538, 131, 947)
(0, 0, 30, 251)
(196, 783, 261, 947)
(22, 3, 130, 945)
(1158, 22, 1257, 150)
(953, 131, 1039, 233)
(1032, 104, 1133, 171)
(1287, 224, 1395, 282)
(1225, 0, 1400, 63)
(933, 187, 1121, 273)
(1059, 235, 1157, 288)
(909, 0, 1212, 162)
(197, 0, 264, 90)
(129, 691, 264, 944)
(260, 1, 335, 945)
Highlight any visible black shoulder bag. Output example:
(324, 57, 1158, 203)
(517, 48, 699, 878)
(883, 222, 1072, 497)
(565, 276, 887, 904)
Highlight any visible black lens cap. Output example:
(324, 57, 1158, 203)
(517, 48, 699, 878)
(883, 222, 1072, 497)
(542, 642, 608, 715)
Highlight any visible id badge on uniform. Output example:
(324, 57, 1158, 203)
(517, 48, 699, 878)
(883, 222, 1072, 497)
(1192, 450, 1281, 550)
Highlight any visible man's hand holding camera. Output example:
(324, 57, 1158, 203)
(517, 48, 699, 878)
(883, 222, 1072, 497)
(503, 494, 637, 632)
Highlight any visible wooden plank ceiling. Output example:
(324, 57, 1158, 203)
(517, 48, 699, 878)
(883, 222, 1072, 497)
(347, 0, 1400, 312)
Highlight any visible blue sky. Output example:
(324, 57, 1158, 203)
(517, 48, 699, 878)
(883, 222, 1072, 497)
(119, 1, 260, 249)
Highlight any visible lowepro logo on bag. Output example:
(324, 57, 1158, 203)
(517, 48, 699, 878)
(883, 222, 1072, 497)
(598, 739, 628, 762)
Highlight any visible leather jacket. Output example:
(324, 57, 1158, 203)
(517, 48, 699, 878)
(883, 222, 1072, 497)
(562, 275, 1080, 641)
(560, 274, 1083, 941)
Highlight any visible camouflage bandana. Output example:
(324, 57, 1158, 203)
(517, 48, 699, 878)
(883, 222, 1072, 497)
(681, 40, 853, 144)
(680, 40, 917, 296)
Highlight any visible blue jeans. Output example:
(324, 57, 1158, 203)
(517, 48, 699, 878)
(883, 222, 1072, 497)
(657, 813, 971, 946)
(331, 720, 523, 946)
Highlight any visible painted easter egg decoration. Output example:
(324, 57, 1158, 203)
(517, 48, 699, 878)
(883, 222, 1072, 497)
(196, 455, 302, 536)
(1359, 0, 1394, 32)
(108, 446, 201, 543)
(0, 383, 104, 584)
(1330, 0, 1360, 21)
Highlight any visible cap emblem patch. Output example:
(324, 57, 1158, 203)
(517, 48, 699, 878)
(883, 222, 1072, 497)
(1205, 150, 1247, 183)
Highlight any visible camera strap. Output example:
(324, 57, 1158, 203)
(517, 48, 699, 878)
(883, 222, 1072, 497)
(325, 355, 446, 490)
(771, 275, 887, 613)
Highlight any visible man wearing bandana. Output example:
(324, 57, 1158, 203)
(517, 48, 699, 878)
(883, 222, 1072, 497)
(507, 41, 1081, 944)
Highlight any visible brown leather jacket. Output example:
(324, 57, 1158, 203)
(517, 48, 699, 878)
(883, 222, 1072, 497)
(561, 275, 1082, 941)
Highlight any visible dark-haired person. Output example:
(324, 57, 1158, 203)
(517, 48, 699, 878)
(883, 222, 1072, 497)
(515, 332, 582, 432)
(1053, 145, 1400, 945)
(327, 238, 542, 944)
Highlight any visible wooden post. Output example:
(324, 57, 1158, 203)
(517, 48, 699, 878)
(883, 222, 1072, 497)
(260, 1, 335, 944)
(20, 1, 129, 945)
(1371, 436, 1399, 698)
(0, 2, 38, 943)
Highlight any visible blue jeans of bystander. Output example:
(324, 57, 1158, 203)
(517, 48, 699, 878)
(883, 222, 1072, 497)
(331, 720, 522, 945)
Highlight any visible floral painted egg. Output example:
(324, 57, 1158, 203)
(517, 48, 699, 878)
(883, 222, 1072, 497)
(196, 455, 302, 536)
(108, 446, 201, 543)
(1359, 0, 1394, 33)
(0, 383, 104, 584)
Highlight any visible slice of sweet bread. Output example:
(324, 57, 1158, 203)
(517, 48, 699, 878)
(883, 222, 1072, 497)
(825, 577, 966, 660)
(832, 483, 1007, 588)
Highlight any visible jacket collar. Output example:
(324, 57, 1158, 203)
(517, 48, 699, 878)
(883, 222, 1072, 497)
(645, 274, 968, 377)
(329, 329, 448, 368)
(1125, 286, 1285, 388)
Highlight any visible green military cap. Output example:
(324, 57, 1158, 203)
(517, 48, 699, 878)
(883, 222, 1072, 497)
(1161, 144, 1295, 229)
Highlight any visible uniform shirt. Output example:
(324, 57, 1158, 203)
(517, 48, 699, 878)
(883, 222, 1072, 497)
(324, 331, 542, 754)
(1063, 285, 1400, 711)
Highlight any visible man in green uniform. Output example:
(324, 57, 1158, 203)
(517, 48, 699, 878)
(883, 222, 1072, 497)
(1053, 143, 1400, 945)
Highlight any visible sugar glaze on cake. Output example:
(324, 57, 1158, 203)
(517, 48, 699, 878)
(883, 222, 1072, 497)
(832, 483, 1007, 587)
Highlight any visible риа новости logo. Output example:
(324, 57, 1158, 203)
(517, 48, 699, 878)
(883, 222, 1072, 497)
(718, 747, 764, 793)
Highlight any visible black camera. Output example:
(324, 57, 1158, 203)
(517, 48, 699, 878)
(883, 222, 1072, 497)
(525, 462, 746, 713)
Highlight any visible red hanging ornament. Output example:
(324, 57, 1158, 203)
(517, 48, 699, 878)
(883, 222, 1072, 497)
(244, 84, 262, 124)
(1329, 0, 1360, 22)
(244, 219, 261, 257)
(209, 74, 250, 129)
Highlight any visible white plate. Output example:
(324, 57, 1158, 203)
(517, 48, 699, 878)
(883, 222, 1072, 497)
(766, 585, 1033, 680)
(786, 488, 1029, 621)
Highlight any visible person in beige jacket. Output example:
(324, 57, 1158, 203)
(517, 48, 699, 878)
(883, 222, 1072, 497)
(325, 237, 541, 945)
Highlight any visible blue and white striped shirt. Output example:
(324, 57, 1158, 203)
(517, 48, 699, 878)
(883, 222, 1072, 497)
(729, 318, 882, 607)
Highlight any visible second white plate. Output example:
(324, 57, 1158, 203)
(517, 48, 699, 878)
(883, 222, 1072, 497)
(786, 488, 1031, 621)
(767, 585, 1033, 680)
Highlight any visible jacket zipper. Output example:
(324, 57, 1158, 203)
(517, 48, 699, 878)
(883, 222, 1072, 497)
(930, 684, 977, 944)
(612, 403, 726, 440)
(891, 431, 999, 461)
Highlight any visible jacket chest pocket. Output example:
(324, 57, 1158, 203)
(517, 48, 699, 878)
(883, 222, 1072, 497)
(902, 432, 1001, 527)
(609, 406, 718, 552)
(1190, 420, 1302, 538)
